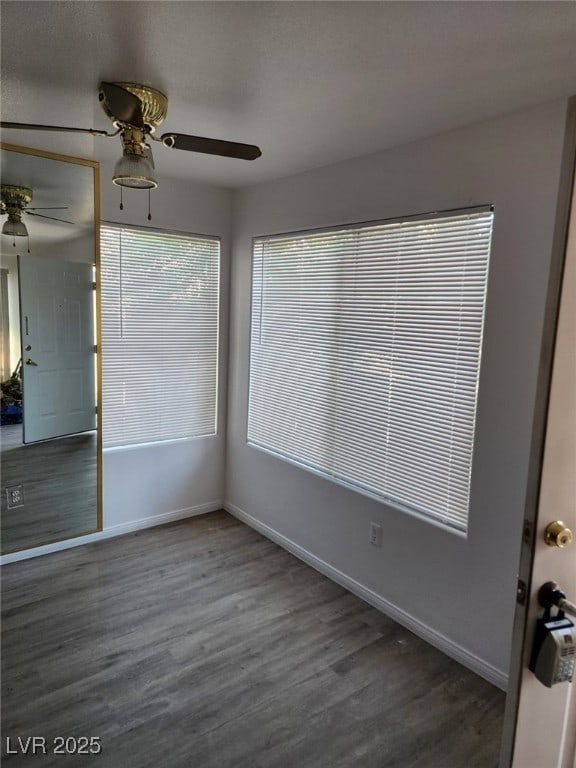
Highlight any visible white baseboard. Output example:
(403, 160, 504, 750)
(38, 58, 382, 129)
(224, 500, 508, 691)
(0, 501, 222, 565)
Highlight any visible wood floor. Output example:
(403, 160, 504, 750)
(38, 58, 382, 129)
(1, 424, 98, 554)
(1, 511, 505, 767)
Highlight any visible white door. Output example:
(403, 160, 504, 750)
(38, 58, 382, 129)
(501, 169, 576, 767)
(19, 255, 96, 443)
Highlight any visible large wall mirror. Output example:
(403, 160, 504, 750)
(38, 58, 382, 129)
(0, 143, 101, 554)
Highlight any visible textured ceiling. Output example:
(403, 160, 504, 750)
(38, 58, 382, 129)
(2, 1, 576, 189)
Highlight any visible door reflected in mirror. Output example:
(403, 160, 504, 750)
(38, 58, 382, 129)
(0, 143, 101, 554)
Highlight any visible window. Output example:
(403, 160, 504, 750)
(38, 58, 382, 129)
(101, 224, 220, 447)
(248, 208, 493, 531)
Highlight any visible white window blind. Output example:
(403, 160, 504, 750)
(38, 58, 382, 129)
(248, 209, 493, 531)
(101, 224, 220, 447)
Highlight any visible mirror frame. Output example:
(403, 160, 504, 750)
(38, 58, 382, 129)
(0, 141, 102, 550)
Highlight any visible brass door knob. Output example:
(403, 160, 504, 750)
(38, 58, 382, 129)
(544, 521, 574, 548)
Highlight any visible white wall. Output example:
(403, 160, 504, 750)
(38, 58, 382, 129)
(99, 162, 232, 532)
(226, 99, 570, 683)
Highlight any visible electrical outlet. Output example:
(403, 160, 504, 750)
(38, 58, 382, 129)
(369, 522, 382, 547)
(6, 484, 24, 509)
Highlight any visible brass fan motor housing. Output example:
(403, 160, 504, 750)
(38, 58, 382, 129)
(100, 82, 168, 131)
(1, 185, 33, 210)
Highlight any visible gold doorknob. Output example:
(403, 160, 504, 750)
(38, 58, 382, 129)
(544, 521, 574, 548)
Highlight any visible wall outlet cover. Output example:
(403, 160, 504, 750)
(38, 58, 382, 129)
(370, 522, 382, 547)
(6, 485, 24, 509)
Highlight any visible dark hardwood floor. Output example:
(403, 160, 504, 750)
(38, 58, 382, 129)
(1, 424, 98, 554)
(1, 511, 505, 767)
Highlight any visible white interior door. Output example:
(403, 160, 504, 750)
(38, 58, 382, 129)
(18, 255, 96, 444)
(502, 166, 576, 768)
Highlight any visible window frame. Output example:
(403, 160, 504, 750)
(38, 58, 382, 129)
(246, 205, 493, 534)
(100, 221, 221, 449)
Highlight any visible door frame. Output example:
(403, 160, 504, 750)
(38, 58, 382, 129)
(500, 96, 576, 767)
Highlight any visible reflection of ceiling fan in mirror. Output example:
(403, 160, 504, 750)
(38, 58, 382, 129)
(1, 184, 73, 247)
(1, 82, 262, 193)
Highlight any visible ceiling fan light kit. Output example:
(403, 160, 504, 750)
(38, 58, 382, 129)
(113, 150, 158, 189)
(113, 153, 157, 189)
(1, 185, 32, 239)
(111, 121, 158, 189)
(0, 184, 74, 249)
(2, 216, 29, 238)
(0, 81, 262, 214)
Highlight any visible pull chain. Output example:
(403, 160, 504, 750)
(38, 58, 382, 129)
(12, 235, 30, 252)
(117, 185, 152, 220)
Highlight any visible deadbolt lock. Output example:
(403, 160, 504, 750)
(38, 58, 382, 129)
(544, 521, 574, 548)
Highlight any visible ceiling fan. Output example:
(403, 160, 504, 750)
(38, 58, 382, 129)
(1, 82, 262, 191)
(1, 184, 73, 245)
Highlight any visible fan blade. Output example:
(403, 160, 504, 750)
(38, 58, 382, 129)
(161, 132, 262, 160)
(25, 211, 75, 225)
(1, 121, 110, 137)
(27, 207, 69, 211)
(99, 82, 144, 128)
